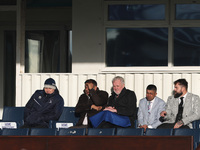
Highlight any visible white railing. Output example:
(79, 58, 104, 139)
(16, 73, 200, 107)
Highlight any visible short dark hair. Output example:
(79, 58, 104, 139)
(146, 84, 157, 92)
(174, 79, 188, 90)
(85, 79, 97, 86)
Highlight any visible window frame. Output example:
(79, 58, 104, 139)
(102, 0, 200, 73)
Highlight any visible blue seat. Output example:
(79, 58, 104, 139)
(30, 128, 57, 136)
(87, 128, 115, 136)
(173, 128, 200, 150)
(194, 120, 200, 129)
(134, 120, 138, 128)
(50, 107, 80, 128)
(116, 128, 144, 136)
(2, 128, 29, 136)
(145, 128, 173, 136)
(0, 107, 25, 128)
(58, 128, 86, 136)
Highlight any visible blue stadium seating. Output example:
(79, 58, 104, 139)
(87, 128, 115, 136)
(58, 128, 86, 136)
(30, 128, 57, 136)
(145, 128, 173, 136)
(194, 120, 200, 129)
(0, 107, 25, 128)
(49, 107, 80, 128)
(2, 128, 29, 136)
(116, 128, 144, 136)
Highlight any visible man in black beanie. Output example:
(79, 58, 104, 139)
(21, 78, 64, 128)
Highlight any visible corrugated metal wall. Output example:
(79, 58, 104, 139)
(16, 73, 200, 107)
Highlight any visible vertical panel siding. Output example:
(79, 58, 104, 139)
(134, 74, 144, 102)
(17, 73, 200, 107)
(153, 74, 163, 99)
(191, 74, 200, 96)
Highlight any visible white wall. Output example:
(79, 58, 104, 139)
(16, 73, 200, 108)
(72, 0, 105, 74)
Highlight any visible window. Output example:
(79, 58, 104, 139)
(174, 27, 200, 66)
(108, 4, 165, 20)
(106, 28, 168, 66)
(25, 30, 72, 73)
(176, 4, 200, 20)
(105, 0, 200, 69)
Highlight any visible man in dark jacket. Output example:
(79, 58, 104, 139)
(95, 76, 137, 128)
(74, 79, 108, 128)
(21, 78, 64, 128)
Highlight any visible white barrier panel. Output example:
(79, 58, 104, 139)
(17, 73, 200, 107)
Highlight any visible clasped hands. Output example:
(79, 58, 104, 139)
(139, 125, 148, 132)
(91, 105, 102, 111)
(103, 106, 117, 113)
(91, 105, 117, 113)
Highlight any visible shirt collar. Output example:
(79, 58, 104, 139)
(180, 92, 188, 99)
(147, 97, 155, 104)
(179, 92, 188, 104)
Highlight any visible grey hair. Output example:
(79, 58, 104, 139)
(112, 76, 125, 85)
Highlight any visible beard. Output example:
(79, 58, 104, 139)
(114, 91, 121, 95)
(174, 92, 183, 98)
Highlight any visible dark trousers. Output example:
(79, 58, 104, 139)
(157, 123, 190, 129)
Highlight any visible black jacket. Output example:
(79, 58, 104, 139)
(75, 88, 108, 127)
(24, 89, 64, 127)
(107, 88, 137, 127)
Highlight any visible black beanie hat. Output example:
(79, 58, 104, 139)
(44, 78, 56, 89)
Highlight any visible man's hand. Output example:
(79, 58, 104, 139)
(174, 120, 183, 129)
(139, 125, 148, 132)
(160, 111, 167, 117)
(87, 83, 94, 90)
(91, 105, 102, 111)
(104, 106, 117, 113)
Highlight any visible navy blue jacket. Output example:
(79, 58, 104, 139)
(24, 89, 64, 127)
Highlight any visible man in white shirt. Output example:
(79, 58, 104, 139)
(138, 84, 165, 132)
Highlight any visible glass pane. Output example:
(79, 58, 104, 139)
(176, 4, 200, 20)
(108, 4, 165, 20)
(174, 27, 200, 66)
(106, 28, 168, 66)
(26, 39, 41, 73)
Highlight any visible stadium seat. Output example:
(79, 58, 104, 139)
(145, 128, 173, 136)
(134, 120, 138, 128)
(0, 107, 25, 128)
(30, 128, 57, 136)
(2, 128, 29, 136)
(87, 128, 115, 136)
(58, 128, 86, 136)
(173, 128, 200, 149)
(194, 120, 200, 129)
(116, 128, 144, 136)
(49, 107, 80, 129)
